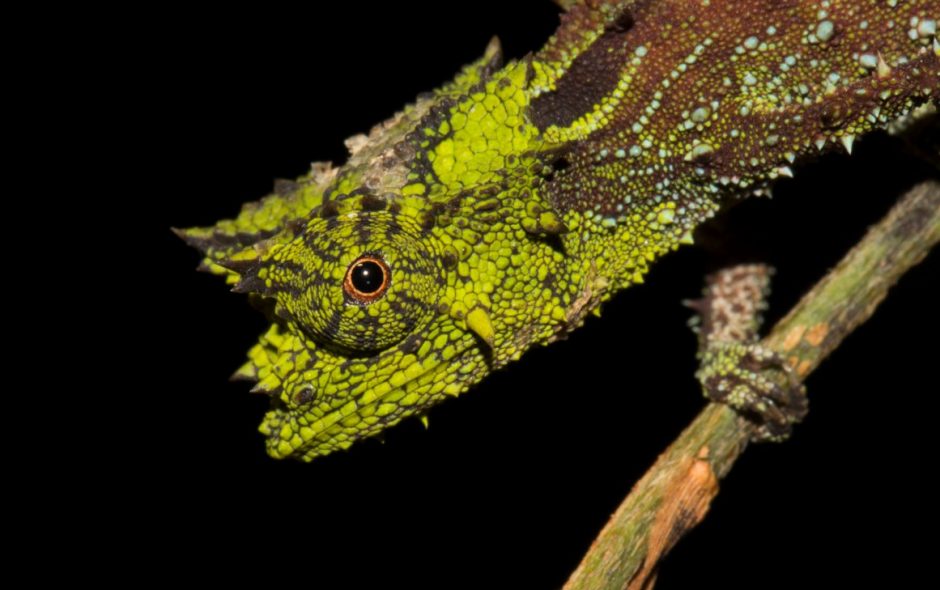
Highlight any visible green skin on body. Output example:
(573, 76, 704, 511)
(180, 0, 939, 461)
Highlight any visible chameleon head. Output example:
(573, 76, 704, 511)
(230, 202, 504, 461)
(179, 44, 584, 460)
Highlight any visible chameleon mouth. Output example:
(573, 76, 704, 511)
(260, 344, 476, 461)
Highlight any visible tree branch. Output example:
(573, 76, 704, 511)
(563, 180, 940, 590)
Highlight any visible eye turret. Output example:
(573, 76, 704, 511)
(248, 211, 447, 353)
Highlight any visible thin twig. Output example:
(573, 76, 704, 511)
(563, 181, 940, 590)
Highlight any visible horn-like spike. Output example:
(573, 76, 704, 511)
(466, 307, 496, 347)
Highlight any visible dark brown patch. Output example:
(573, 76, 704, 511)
(529, 15, 635, 130)
(361, 193, 388, 211)
(607, 10, 635, 34)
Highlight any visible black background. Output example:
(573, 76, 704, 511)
(111, 2, 938, 588)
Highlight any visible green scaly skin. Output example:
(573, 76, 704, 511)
(179, 0, 939, 461)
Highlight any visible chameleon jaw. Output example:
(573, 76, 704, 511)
(259, 341, 481, 462)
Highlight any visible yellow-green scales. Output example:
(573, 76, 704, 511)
(179, 0, 939, 460)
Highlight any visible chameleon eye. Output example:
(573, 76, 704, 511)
(344, 255, 390, 303)
(262, 212, 444, 352)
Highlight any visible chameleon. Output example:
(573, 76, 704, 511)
(178, 0, 939, 461)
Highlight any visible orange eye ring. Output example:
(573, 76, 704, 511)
(343, 255, 390, 304)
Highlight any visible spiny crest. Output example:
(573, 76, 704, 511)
(178, 35, 568, 281)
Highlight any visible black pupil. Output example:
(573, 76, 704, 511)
(351, 261, 384, 293)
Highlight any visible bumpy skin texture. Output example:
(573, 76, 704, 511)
(180, 0, 939, 461)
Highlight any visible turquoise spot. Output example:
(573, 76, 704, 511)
(859, 54, 878, 69)
(689, 143, 714, 158)
(691, 106, 710, 123)
(816, 20, 835, 42)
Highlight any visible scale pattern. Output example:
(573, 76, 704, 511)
(180, 0, 938, 461)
